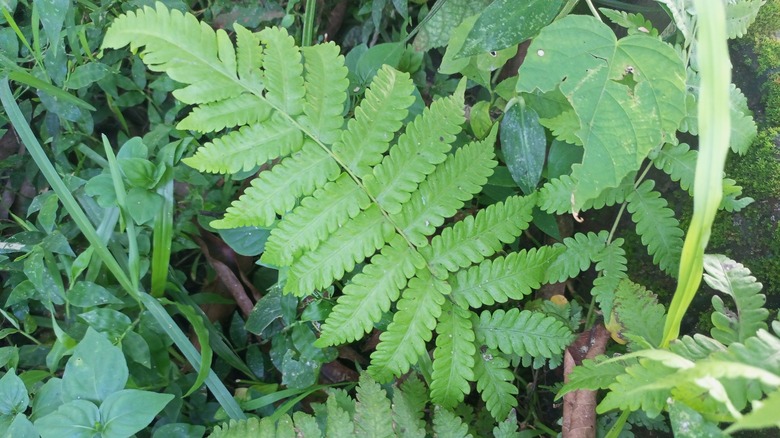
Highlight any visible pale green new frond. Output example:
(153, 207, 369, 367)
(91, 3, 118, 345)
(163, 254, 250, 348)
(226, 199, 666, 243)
(331, 66, 416, 178)
(431, 302, 476, 407)
(325, 394, 355, 436)
(354, 375, 394, 438)
(209, 417, 266, 438)
(394, 132, 498, 247)
(537, 174, 634, 215)
(391, 379, 426, 438)
(598, 360, 679, 418)
(292, 412, 321, 437)
(704, 255, 768, 345)
(474, 349, 519, 421)
(653, 142, 696, 192)
(626, 180, 683, 276)
(558, 356, 631, 397)
(473, 309, 575, 359)
(669, 334, 726, 361)
(721, 178, 754, 212)
(183, 114, 303, 174)
(368, 271, 448, 382)
(450, 246, 564, 309)
(102, 4, 244, 105)
(299, 43, 349, 144)
(262, 174, 369, 266)
(315, 235, 425, 346)
(234, 24, 262, 85)
(545, 231, 609, 283)
(432, 407, 473, 438)
(422, 195, 535, 278)
(177, 93, 272, 133)
(214, 141, 339, 228)
(258, 27, 305, 116)
(365, 90, 465, 214)
(591, 238, 628, 319)
(724, 0, 764, 38)
(613, 279, 666, 348)
(284, 206, 394, 295)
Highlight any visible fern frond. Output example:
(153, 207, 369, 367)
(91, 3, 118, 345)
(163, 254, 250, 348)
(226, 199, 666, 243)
(365, 89, 465, 214)
(102, 4, 244, 104)
(431, 302, 476, 407)
(717, 329, 780, 381)
(353, 374, 394, 438)
(558, 356, 633, 397)
(394, 131, 498, 247)
(209, 417, 275, 438)
(298, 43, 349, 144)
(368, 271, 448, 382)
(331, 66, 416, 179)
(598, 359, 678, 418)
(669, 334, 726, 361)
(450, 246, 564, 309)
(545, 231, 609, 283)
(626, 180, 683, 276)
(537, 174, 634, 215)
(613, 279, 666, 348)
(652, 142, 696, 192)
(474, 349, 519, 421)
(725, 0, 764, 39)
(257, 27, 305, 116)
(234, 24, 262, 85)
(284, 206, 393, 295)
(473, 309, 574, 359)
(721, 178, 754, 212)
(591, 238, 628, 319)
(292, 411, 321, 436)
(326, 394, 354, 437)
(704, 255, 768, 345)
(392, 378, 427, 438)
(177, 93, 272, 133)
(262, 174, 369, 265)
(214, 141, 339, 228)
(432, 406, 472, 438)
(183, 114, 303, 174)
(422, 195, 535, 279)
(315, 235, 425, 346)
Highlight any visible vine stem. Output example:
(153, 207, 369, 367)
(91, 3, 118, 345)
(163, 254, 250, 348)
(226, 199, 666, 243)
(584, 0, 603, 22)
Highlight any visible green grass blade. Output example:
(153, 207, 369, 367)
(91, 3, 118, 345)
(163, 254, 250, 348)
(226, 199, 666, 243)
(661, 0, 731, 346)
(4, 68, 96, 111)
(151, 165, 174, 298)
(0, 77, 246, 420)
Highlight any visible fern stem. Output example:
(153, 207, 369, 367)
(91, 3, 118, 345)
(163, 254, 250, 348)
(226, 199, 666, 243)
(302, 0, 316, 46)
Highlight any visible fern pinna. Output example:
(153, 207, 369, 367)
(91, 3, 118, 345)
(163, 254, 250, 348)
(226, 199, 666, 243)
(103, 3, 575, 415)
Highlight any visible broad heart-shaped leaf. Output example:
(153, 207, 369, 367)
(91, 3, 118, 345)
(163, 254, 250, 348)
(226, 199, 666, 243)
(500, 99, 546, 194)
(458, 0, 563, 57)
(61, 328, 128, 404)
(100, 389, 174, 437)
(34, 400, 100, 438)
(0, 369, 28, 416)
(517, 15, 686, 210)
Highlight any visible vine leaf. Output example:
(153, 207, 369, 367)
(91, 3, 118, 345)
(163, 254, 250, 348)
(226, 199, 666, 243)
(516, 15, 686, 210)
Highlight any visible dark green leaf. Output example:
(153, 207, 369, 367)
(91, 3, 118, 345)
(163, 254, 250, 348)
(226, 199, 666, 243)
(33, 400, 100, 438)
(126, 188, 163, 225)
(500, 100, 546, 194)
(68, 281, 123, 307)
(65, 62, 111, 89)
(0, 369, 29, 416)
(218, 226, 270, 256)
(78, 308, 132, 340)
(34, 0, 69, 55)
(459, 0, 563, 57)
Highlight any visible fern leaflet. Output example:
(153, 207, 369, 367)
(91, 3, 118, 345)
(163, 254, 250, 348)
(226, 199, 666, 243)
(422, 195, 535, 279)
(368, 270, 448, 382)
(315, 235, 424, 346)
(431, 301, 476, 407)
(536, 173, 634, 215)
(392, 379, 427, 438)
(432, 406, 473, 438)
(299, 43, 349, 144)
(703, 255, 769, 345)
(326, 395, 354, 436)
(613, 279, 666, 348)
(474, 348, 519, 421)
(545, 231, 609, 283)
(598, 359, 678, 418)
(258, 27, 305, 115)
(354, 375, 394, 438)
(557, 356, 633, 396)
(626, 180, 683, 276)
(450, 246, 564, 309)
(591, 238, 628, 319)
(177, 93, 272, 133)
(473, 309, 575, 359)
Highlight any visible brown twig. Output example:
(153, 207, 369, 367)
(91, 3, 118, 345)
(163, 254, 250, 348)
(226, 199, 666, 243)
(562, 324, 609, 438)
